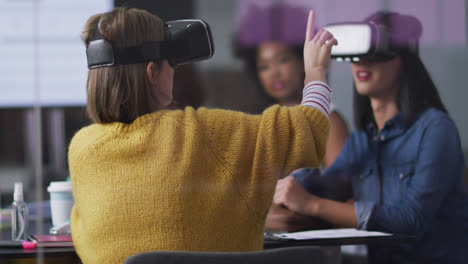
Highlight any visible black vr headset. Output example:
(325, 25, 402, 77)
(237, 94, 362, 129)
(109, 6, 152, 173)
(86, 19, 214, 69)
(323, 22, 419, 62)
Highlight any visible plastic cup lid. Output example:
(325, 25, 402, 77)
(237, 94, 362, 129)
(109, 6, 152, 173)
(47, 181, 73, 192)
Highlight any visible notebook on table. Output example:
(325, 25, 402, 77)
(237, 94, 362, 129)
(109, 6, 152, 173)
(29, 234, 74, 247)
(264, 228, 392, 241)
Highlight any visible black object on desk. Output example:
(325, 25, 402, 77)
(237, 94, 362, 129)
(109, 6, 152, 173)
(0, 240, 36, 249)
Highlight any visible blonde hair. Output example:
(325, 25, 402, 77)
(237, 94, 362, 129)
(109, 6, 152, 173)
(82, 7, 165, 124)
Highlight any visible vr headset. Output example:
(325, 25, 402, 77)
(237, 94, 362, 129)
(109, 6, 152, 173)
(323, 22, 418, 62)
(86, 19, 214, 69)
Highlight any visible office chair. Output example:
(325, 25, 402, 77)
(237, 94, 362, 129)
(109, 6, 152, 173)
(465, 167, 468, 192)
(123, 246, 328, 264)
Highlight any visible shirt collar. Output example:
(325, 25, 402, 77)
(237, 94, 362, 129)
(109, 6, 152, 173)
(366, 112, 405, 142)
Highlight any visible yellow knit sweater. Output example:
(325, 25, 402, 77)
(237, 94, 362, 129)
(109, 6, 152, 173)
(69, 105, 329, 264)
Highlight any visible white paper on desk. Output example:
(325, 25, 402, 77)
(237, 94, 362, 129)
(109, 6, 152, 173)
(274, 228, 391, 240)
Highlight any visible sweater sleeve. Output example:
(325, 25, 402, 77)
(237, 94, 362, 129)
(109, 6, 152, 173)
(301, 81, 332, 118)
(192, 104, 330, 221)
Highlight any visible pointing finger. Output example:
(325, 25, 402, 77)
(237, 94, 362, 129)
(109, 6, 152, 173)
(305, 10, 315, 42)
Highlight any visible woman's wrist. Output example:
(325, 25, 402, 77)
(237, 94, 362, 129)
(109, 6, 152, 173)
(304, 68, 327, 84)
(304, 194, 322, 217)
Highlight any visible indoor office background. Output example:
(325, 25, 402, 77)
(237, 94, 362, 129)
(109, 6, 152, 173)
(0, 0, 467, 207)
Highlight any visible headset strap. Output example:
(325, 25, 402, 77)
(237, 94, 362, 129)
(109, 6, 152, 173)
(86, 23, 188, 68)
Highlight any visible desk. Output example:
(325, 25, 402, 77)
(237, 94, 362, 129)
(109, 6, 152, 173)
(1, 217, 81, 264)
(1, 226, 412, 264)
(0, 246, 80, 264)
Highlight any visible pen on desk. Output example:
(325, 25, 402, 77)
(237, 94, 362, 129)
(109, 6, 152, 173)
(0, 240, 37, 249)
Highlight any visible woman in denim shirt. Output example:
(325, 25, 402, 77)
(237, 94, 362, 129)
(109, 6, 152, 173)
(273, 11, 468, 264)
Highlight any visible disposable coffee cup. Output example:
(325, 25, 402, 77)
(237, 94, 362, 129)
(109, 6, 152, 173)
(47, 181, 74, 227)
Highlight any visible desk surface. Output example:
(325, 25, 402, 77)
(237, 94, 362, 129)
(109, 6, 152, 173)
(263, 233, 414, 249)
(0, 246, 77, 257)
(1, 216, 414, 263)
(1, 231, 413, 257)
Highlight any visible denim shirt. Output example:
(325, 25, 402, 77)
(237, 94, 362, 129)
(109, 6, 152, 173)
(294, 108, 468, 264)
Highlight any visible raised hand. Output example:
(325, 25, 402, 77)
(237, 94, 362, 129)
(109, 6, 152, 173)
(303, 10, 338, 84)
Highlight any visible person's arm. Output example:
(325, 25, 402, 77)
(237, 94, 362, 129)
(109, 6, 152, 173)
(300, 11, 336, 118)
(303, 11, 337, 84)
(324, 111, 349, 169)
(268, 135, 358, 230)
(265, 168, 326, 232)
(266, 166, 354, 231)
(273, 176, 358, 228)
(265, 203, 333, 232)
(197, 9, 338, 178)
(194, 10, 338, 223)
(303, 11, 346, 169)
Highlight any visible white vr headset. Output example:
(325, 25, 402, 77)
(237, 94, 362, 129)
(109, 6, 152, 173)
(324, 22, 418, 62)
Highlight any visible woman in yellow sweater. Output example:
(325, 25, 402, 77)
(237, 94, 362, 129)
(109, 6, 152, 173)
(69, 7, 337, 264)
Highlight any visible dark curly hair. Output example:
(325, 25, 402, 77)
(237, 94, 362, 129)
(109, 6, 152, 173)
(233, 39, 303, 105)
(232, 3, 309, 106)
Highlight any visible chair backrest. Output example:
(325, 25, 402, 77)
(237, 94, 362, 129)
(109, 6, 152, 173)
(465, 167, 468, 192)
(123, 246, 327, 264)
